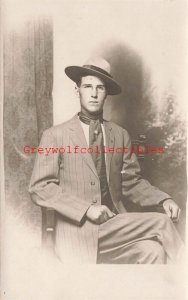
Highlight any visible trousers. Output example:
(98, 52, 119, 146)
(97, 212, 184, 264)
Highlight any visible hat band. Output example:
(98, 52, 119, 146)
(83, 65, 113, 78)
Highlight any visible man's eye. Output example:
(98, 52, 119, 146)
(98, 86, 105, 91)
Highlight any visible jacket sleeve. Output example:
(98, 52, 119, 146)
(29, 128, 90, 226)
(121, 129, 171, 208)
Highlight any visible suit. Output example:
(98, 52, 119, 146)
(29, 114, 181, 263)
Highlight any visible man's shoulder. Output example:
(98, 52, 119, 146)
(42, 115, 77, 135)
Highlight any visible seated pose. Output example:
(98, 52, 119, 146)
(29, 57, 184, 264)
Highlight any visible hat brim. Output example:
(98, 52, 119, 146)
(65, 66, 122, 95)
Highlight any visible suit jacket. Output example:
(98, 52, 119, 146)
(29, 114, 170, 263)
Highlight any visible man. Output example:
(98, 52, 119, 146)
(29, 57, 184, 264)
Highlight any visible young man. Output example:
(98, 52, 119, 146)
(29, 57, 184, 264)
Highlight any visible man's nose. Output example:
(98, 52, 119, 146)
(91, 87, 98, 98)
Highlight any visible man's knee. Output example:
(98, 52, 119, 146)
(137, 240, 166, 264)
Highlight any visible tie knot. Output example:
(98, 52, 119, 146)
(90, 119, 102, 134)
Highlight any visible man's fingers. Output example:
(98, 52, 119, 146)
(97, 207, 115, 224)
(96, 211, 107, 224)
(103, 212, 109, 222)
(104, 206, 114, 218)
(98, 214, 104, 224)
(165, 206, 172, 218)
(163, 200, 181, 222)
(171, 207, 178, 219)
(87, 205, 116, 224)
(171, 207, 181, 222)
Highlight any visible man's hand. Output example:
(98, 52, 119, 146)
(86, 205, 115, 224)
(163, 199, 181, 222)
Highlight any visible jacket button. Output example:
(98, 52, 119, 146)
(92, 199, 97, 204)
(91, 181, 95, 185)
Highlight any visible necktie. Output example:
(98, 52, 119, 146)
(79, 112, 116, 211)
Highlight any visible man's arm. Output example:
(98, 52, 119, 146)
(29, 128, 90, 226)
(121, 129, 180, 219)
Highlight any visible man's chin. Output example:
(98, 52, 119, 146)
(81, 107, 103, 117)
(87, 108, 102, 115)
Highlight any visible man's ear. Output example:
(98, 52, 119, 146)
(75, 85, 80, 98)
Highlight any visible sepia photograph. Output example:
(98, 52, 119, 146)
(1, 0, 187, 299)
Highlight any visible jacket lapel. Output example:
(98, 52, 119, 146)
(68, 115, 98, 178)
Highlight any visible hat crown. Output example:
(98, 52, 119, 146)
(84, 57, 111, 75)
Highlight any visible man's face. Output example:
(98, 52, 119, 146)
(77, 75, 107, 115)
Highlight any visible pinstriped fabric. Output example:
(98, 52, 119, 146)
(29, 114, 171, 263)
(55, 218, 98, 263)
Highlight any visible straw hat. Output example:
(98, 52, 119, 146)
(65, 57, 122, 95)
